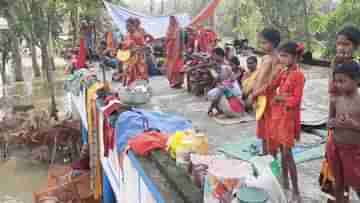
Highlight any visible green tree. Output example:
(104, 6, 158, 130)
(312, 0, 360, 57)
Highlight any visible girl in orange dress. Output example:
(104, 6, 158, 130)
(122, 18, 149, 86)
(250, 28, 281, 155)
(263, 42, 305, 202)
(165, 16, 184, 88)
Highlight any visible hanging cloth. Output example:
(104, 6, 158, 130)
(190, 0, 223, 27)
(78, 37, 86, 68)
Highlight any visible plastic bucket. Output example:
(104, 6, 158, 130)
(236, 187, 269, 203)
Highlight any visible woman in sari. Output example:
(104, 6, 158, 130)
(165, 16, 184, 88)
(122, 18, 149, 86)
(250, 28, 281, 155)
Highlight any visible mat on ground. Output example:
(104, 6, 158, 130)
(212, 114, 255, 125)
(217, 136, 325, 164)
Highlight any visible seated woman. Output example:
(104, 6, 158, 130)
(241, 56, 258, 111)
(98, 40, 118, 70)
(207, 48, 243, 117)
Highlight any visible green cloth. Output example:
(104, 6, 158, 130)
(64, 69, 91, 96)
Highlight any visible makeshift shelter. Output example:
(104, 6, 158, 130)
(104, 1, 190, 38)
(103, 0, 223, 38)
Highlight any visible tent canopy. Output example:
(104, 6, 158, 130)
(104, 1, 191, 38)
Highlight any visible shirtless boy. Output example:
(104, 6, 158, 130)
(327, 61, 360, 203)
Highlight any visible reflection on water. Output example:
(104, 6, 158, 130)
(0, 57, 66, 109)
(0, 158, 49, 203)
(0, 57, 67, 203)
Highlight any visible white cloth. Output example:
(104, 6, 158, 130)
(207, 81, 242, 102)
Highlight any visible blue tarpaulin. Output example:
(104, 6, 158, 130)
(104, 1, 191, 38)
(115, 109, 192, 153)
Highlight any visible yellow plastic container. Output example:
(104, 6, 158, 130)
(169, 131, 193, 159)
(192, 133, 209, 155)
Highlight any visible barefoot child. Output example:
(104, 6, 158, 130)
(250, 28, 281, 154)
(256, 42, 305, 201)
(327, 62, 360, 203)
(321, 26, 360, 203)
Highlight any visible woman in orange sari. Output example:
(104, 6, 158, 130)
(165, 16, 184, 88)
(122, 18, 149, 86)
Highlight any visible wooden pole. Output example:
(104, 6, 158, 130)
(150, 0, 154, 14)
(161, 0, 165, 14)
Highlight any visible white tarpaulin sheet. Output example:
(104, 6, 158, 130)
(104, 1, 191, 38)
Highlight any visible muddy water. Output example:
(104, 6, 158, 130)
(0, 57, 67, 203)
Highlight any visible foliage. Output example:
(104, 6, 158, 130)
(312, 0, 360, 57)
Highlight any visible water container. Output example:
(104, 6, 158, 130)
(236, 187, 269, 203)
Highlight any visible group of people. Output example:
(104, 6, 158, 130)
(187, 25, 360, 202)
(248, 27, 360, 203)
(164, 16, 218, 89)
(65, 16, 360, 202)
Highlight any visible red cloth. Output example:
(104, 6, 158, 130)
(190, 0, 223, 27)
(327, 132, 360, 189)
(103, 98, 121, 157)
(122, 31, 149, 86)
(267, 65, 305, 151)
(256, 88, 276, 142)
(106, 32, 113, 50)
(128, 131, 168, 156)
(227, 97, 244, 113)
(195, 28, 217, 54)
(78, 37, 86, 68)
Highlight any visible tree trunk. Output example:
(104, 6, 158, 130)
(161, 0, 164, 14)
(47, 2, 58, 120)
(31, 40, 41, 77)
(302, 0, 312, 51)
(1, 53, 7, 97)
(150, 0, 154, 14)
(41, 41, 58, 120)
(6, 3, 24, 82)
(40, 43, 48, 79)
(10, 37, 24, 82)
(71, 6, 79, 48)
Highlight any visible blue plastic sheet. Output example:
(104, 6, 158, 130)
(102, 170, 115, 203)
(115, 109, 192, 153)
(104, 1, 191, 38)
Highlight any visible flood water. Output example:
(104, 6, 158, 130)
(0, 57, 67, 203)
